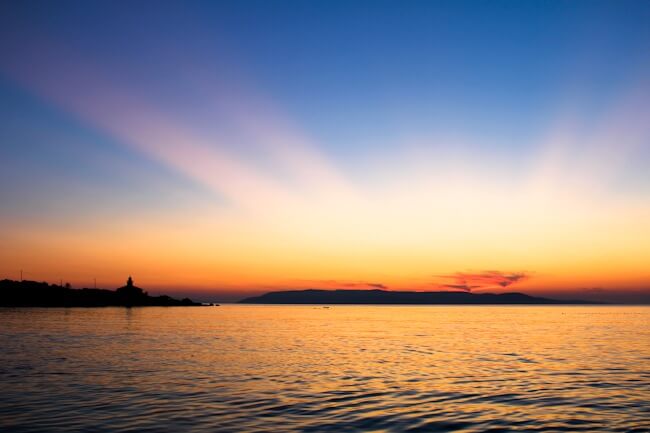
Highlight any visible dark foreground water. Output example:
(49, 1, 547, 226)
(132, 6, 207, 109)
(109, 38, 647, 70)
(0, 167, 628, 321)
(0, 306, 648, 432)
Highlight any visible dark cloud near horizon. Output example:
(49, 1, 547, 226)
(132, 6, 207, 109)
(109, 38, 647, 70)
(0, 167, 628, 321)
(441, 284, 481, 291)
(434, 271, 530, 292)
(311, 280, 388, 290)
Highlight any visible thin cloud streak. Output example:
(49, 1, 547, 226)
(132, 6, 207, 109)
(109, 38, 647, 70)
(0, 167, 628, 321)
(434, 271, 530, 292)
(293, 280, 389, 290)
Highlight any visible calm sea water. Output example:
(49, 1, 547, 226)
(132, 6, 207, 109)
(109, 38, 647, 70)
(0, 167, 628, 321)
(0, 305, 648, 432)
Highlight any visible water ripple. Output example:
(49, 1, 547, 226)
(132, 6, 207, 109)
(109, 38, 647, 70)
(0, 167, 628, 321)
(0, 305, 648, 432)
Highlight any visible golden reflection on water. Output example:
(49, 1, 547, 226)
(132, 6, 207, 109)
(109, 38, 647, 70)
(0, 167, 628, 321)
(1, 305, 649, 432)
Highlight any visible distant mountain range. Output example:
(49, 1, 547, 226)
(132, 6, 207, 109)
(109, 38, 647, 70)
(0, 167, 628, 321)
(0, 279, 204, 307)
(239, 289, 599, 305)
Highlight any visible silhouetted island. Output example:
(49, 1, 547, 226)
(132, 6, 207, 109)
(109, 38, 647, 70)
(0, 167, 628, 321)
(239, 289, 599, 304)
(0, 277, 203, 307)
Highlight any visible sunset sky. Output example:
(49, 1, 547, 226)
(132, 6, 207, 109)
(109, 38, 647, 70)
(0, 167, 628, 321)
(1, 1, 649, 302)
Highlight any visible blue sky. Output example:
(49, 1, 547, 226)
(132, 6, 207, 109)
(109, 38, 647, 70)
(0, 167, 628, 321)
(3, 0, 649, 161)
(1, 1, 649, 301)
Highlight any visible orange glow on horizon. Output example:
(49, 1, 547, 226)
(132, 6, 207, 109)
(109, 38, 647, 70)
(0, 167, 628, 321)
(1, 22, 649, 303)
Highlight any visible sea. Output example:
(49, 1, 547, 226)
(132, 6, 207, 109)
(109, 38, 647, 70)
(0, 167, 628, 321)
(0, 305, 648, 432)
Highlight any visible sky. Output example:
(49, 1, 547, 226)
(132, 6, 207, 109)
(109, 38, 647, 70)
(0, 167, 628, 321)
(1, 0, 649, 303)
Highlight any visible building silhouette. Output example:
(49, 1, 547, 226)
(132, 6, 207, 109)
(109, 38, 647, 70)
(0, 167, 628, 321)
(116, 276, 146, 304)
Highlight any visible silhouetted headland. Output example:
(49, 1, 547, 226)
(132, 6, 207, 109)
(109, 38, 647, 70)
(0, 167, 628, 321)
(239, 289, 600, 304)
(0, 277, 203, 307)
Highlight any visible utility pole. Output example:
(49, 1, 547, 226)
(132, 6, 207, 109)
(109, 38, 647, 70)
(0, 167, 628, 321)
(94, 278, 97, 289)
(20, 269, 22, 281)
